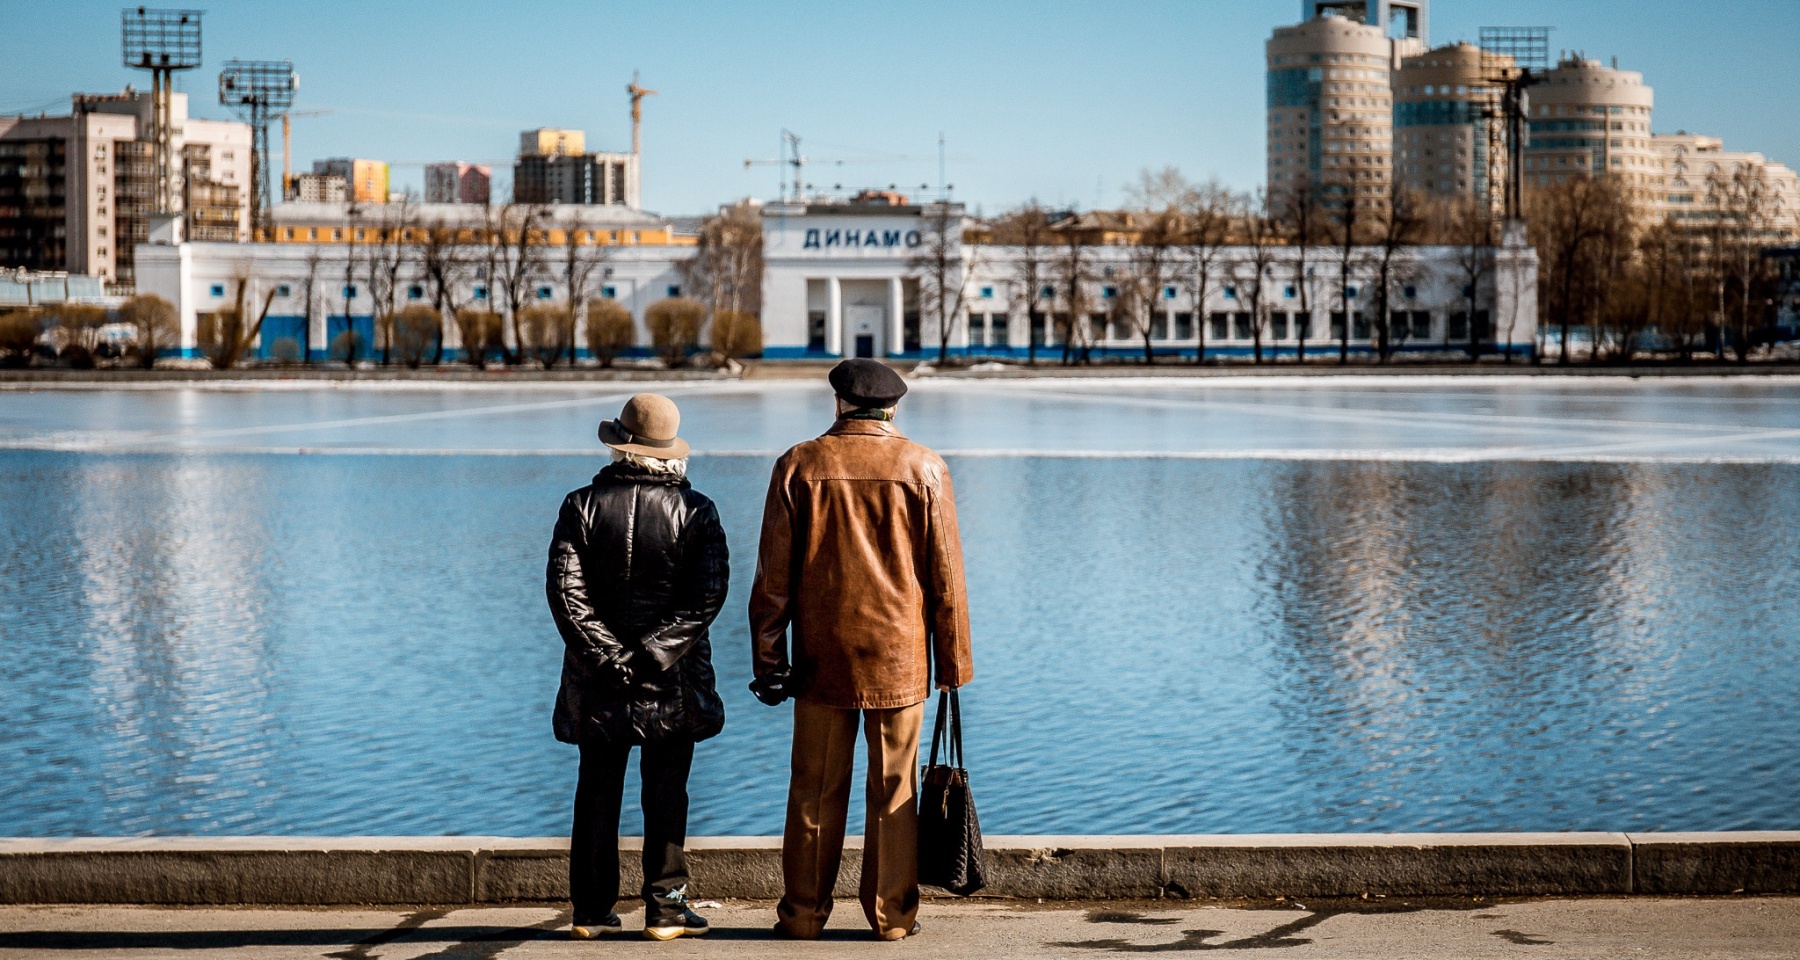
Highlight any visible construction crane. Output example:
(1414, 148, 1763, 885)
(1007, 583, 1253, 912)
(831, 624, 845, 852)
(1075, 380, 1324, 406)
(744, 130, 937, 203)
(281, 108, 332, 199)
(627, 70, 656, 157)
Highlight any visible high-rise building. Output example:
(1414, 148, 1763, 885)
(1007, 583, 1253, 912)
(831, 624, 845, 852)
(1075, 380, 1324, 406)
(312, 158, 388, 204)
(292, 172, 348, 204)
(1305, 0, 1428, 48)
(0, 89, 249, 285)
(424, 162, 491, 204)
(1393, 43, 1510, 206)
(1266, 11, 1398, 213)
(521, 128, 585, 158)
(1522, 56, 1657, 213)
(1654, 132, 1800, 238)
(512, 128, 639, 208)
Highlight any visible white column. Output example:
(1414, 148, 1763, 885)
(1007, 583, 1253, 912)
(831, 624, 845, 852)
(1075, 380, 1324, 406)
(886, 276, 904, 356)
(825, 276, 843, 356)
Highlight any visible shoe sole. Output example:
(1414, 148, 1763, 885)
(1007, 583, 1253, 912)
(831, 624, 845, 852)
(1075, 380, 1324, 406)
(643, 927, 708, 941)
(570, 927, 623, 940)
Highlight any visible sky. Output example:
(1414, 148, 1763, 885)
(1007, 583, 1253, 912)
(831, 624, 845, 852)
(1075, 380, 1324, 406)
(4, 0, 1797, 216)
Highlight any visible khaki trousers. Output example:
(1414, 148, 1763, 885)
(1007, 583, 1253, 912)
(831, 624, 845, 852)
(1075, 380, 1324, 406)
(777, 698, 925, 940)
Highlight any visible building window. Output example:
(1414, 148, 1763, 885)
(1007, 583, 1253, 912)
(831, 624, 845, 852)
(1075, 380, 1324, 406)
(344, 285, 358, 298)
(1101, 286, 1116, 299)
(1040, 285, 1055, 299)
(1232, 312, 1252, 340)
(1163, 286, 1177, 300)
(1209, 312, 1229, 339)
(1408, 310, 1432, 339)
(209, 283, 225, 297)
(968, 314, 986, 347)
(1344, 285, 1358, 299)
(979, 286, 994, 299)
(1270, 312, 1288, 339)
(408, 285, 425, 300)
(808, 311, 827, 352)
(1284, 285, 1297, 298)
(537, 285, 554, 299)
(990, 313, 1009, 345)
(1403, 285, 1417, 300)
(667, 285, 680, 298)
(601, 286, 616, 299)
(1174, 311, 1194, 340)
(473, 286, 488, 300)
(276, 284, 292, 297)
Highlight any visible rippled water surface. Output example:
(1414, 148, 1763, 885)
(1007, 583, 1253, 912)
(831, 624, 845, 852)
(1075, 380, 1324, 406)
(3, 379, 1797, 836)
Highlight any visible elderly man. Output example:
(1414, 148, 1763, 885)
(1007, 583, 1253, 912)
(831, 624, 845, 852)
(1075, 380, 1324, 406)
(547, 393, 729, 942)
(749, 359, 974, 941)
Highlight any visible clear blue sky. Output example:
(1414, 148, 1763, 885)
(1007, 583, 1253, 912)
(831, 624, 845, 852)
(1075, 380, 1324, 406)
(4, 0, 1796, 215)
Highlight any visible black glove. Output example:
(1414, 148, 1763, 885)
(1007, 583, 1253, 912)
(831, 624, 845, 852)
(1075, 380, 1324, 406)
(596, 654, 634, 693)
(749, 666, 791, 706)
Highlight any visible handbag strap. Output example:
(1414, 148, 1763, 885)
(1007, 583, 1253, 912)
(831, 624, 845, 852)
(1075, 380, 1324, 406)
(949, 688, 966, 770)
(928, 689, 950, 769)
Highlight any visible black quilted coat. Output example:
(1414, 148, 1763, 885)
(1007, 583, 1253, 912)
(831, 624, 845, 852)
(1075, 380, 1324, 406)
(547, 461, 729, 745)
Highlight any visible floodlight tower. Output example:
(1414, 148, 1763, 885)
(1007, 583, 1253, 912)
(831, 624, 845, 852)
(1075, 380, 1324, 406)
(1479, 26, 1551, 221)
(219, 59, 298, 235)
(121, 7, 203, 219)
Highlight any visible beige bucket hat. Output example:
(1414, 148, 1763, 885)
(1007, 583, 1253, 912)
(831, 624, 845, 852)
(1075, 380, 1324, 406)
(598, 393, 690, 459)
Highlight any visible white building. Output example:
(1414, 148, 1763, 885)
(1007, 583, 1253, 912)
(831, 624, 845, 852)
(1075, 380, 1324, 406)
(135, 198, 1539, 362)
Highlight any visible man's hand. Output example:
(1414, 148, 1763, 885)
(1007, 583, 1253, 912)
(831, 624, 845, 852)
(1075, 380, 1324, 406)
(749, 666, 792, 706)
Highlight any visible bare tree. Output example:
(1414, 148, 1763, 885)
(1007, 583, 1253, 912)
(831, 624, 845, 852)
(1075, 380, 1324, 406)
(1445, 195, 1495, 361)
(455, 307, 503, 370)
(910, 202, 978, 364)
(1052, 221, 1093, 365)
(1329, 192, 1366, 364)
(117, 293, 178, 368)
(0, 308, 45, 367)
(1528, 174, 1629, 364)
(1233, 192, 1279, 364)
(1275, 182, 1324, 363)
(1708, 165, 1780, 362)
(557, 213, 609, 368)
(488, 202, 548, 365)
(1180, 179, 1236, 364)
(1123, 168, 1187, 364)
(683, 199, 764, 366)
(338, 202, 365, 364)
(368, 194, 415, 365)
(519, 303, 573, 367)
(1368, 186, 1427, 363)
(414, 219, 466, 365)
(199, 270, 278, 369)
(990, 200, 1055, 365)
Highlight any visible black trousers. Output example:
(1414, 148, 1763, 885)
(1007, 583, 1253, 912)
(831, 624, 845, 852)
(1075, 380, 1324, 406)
(570, 739, 695, 924)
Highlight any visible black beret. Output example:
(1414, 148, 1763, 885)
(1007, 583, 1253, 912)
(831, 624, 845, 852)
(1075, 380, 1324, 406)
(828, 358, 908, 408)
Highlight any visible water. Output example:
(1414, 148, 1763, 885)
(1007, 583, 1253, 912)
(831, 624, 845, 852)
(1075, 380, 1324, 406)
(2, 378, 1798, 836)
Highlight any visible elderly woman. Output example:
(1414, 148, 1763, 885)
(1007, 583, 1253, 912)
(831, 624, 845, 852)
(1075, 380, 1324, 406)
(547, 393, 729, 941)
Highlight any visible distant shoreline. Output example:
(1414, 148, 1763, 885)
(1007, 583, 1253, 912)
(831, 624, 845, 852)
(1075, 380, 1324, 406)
(6, 360, 1800, 388)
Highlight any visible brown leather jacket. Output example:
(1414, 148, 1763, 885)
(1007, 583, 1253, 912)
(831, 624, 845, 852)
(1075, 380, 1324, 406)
(749, 418, 973, 709)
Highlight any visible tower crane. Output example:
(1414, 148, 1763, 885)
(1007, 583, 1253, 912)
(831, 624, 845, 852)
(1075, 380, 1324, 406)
(627, 70, 657, 157)
(743, 130, 936, 203)
(281, 108, 333, 199)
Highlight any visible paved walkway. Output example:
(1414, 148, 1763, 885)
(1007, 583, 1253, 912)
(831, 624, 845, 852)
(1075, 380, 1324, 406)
(1, 897, 1796, 958)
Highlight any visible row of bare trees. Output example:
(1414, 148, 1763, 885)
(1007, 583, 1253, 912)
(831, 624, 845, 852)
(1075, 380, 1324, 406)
(1530, 167, 1795, 363)
(940, 164, 1797, 366)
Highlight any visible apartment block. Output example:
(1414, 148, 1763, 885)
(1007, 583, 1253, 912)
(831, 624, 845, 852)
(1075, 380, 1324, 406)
(0, 89, 249, 285)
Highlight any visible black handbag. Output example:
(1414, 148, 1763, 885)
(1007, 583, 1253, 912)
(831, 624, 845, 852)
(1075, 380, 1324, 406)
(917, 689, 986, 896)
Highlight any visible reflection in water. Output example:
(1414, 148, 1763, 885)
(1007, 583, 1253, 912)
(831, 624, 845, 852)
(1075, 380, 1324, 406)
(2, 451, 1798, 836)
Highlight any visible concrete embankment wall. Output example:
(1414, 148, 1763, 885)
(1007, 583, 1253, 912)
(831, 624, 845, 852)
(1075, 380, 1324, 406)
(2, 833, 1796, 905)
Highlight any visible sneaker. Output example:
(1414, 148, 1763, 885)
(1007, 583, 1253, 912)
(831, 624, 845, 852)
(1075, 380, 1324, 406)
(877, 921, 923, 941)
(570, 913, 623, 939)
(644, 907, 710, 941)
